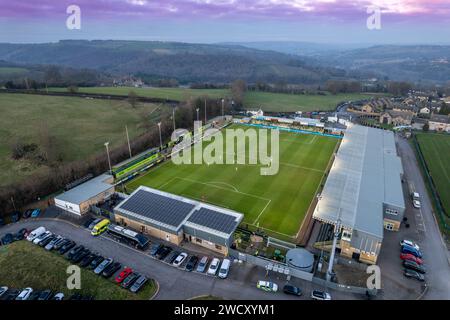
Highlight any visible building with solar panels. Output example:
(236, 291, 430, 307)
(113, 186, 244, 255)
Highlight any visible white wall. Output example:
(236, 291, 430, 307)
(55, 199, 81, 216)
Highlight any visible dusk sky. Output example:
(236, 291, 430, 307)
(1, 0, 450, 44)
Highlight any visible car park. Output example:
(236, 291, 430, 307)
(94, 258, 113, 275)
(196, 256, 209, 273)
(400, 240, 420, 251)
(400, 253, 423, 265)
(38, 234, 55, 247)
(0, 286, 8, 298)
(33, 231, 52, 245)
(31, 209, 41, 218)
(59, 240, 76, 254)
(218, 259, 231, 279)
(15, 287, 33, 300)
(130, 275, 147, 293)
(256, 281, 278, 292)
(404, 269, 425, 281)
(80, 253, 98, 268)
(311, 290, 331, 300)
(89, 255, 105, 270)
(102, 262, 122, 278)
(67, 245, 85, 260)
(207, 258, 221, 276)
(401, 245, 423, 258)
(185, 256, 199, 272)
(150, 243, 162, 256)
(403, 260, 426, 274)
(26, 227, 46, 242)
(115, 267, 133, 283)
(37, 290, 53, 300)
(45, 235, 63, 251)
(1, 233, 14, 245)
(52, 293, 64, 300)
(283, 285, 302, 296)
(156, 246, 172, 260)
(173, 252, 188, 267)
(14, 228, 29, 241)
(121, 273, 140, 289)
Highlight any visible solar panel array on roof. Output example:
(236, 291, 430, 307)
(120, 189, 195, 228)
(187, 208, 239, 234)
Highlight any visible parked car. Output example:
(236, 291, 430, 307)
(2, 289, 20, 300)
(45, 235, 64, 251)
(39, 234, 56, 247)
(403, 260, 426, 274)
(33, 231, 52, 245)
(0, 286, 8, 298)
(94, 258, 113, 275)
(88, 218, 102, 231)
(22, 209, 33, 219)
(80, 253, 98, 268)
(11, 211, 21, 223)
(102, 262, 122, 278)
(167, 251, 181, 264)
(89, 255, 105, 270)
(185, 256, 199, 272)
(311, 290, 331, 300)
(130, 275, 147, 293)
(31, 208, 41, 218)
(401, 245, 423, 258)
(72, 248, 91, 263)
(27, 290, 41, 301)
(121, 272, 140, 289)
(156, 246, 172, 260)
(256, 281, 278, 292)
(52, 293, 64, 300)
(115, 267, 133, 284)
(150, 243, 162, 256)
(59, 240, 76, 254)
(404, 269, 425, 281)
(15, 287, 33, 300)
(14, 228, 29, 241)
(173, 253, 188, 267)
(283, 285, 302, 296)
(413, 200, 421, 209)
(26, 226, 46, 242)
(1, 233, 14, 245)
(53, 238, 68, 251)
(37, 290, 53, 300)
(207, 258, 221, 276)
(400, 253, 423, 265)
(196, 256, 209, 273)
(400, 240, 420, 251)
(218, 258, 231, 279)
(67, 245, 85, 260)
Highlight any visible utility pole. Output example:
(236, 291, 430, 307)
(125, 125, 132, 158)
(104, 142, 112, 174)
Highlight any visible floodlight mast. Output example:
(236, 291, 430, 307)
(326, 208, 342, 282)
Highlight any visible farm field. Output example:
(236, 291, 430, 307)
(416, 133, 450, 216)
(125, 124, 338, 238)
(47, 86, 385, 112)
(0, 241, 156, 300)
(0, 93, 162, 186)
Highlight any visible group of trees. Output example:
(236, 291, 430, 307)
(325, 80, 362, 94)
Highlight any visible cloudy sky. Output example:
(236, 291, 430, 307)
(1, 0, 449, 44)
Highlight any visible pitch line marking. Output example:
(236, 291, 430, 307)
(207, 181, 239, 192)
(252, 199, 272, 225)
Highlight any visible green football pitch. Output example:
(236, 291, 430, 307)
(125, 125, 338, 238)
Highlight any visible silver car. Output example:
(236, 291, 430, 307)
(45, 236, 64, 251)
(94, 258, 113, 275)
(15, 287, 33, 300)
(196, 256, 209, 273)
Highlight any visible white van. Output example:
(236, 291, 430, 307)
(26, 227, 46, 242)
(218, 258, 231, 279)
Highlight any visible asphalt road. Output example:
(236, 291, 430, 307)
(396, 135, 450, 300)
(0, 219, 356, 300)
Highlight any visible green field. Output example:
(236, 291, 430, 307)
(416, 133, 450, 215)
(0, 67, 28, 75)
(47, 86, 385, 112)
(0, 93, 162, 186)
(125, 125, 338, 238)
(0, 241, 156, 300)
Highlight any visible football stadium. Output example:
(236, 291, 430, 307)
(124, 123, 339, 239)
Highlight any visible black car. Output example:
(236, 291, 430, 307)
(68, 293, 82, 300)
(11, 211, 21, 223)
(27, 290, 41, 301)
(283, 285, 302, 296)
(130, 275, 147, 293)
(83, 217, 96, 229)
(167, 251, 180, 264)
(150, 243, 162, 256)
(22, 209, 33, 219)
(121, 272, 140, 289)
(14, 228, 28, 241)
(67, 245, 85, 260)
(2, 289, 20, 301)
(72, 248, 91, 263)
(403, 260, 426, 274)
(37, 290, 53, 300)
(404, 269, 425, 281)
(39, 235, 55, 247)
(59, 241, 76, 254)
(54, 238, 69, 251)
(88, 255, 105, 270)
(102, 262, 122, 278)
(185, 256, 199, 272)
(156, 246, 172, 260)
(1, 233, 14, 245)
(80, 253, 98, 268)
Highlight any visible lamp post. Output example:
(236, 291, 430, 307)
(104, 142, 112, 174)
(172, 106, 176, 131)
(221, 98, 225, 119)
(196, 108, 199, 122)
(204, 99, 207, 124)
(157, 122, 162, 150)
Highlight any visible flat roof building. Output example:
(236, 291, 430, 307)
(313, 124, 405, 264)
(114, 186, 244, 255)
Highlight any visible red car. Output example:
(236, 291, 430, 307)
(400, 253, 423, 265)
(115, 267, 133, 284)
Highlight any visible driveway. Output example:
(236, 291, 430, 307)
(0, 218, 357, 300)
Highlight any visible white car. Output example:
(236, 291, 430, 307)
(173, 252, 188, 267)
(33, 231, 52, 245)
(218, 258, 231, 279)
(26, 226, 46, 242)
(257, 280, 278, 292)
(413, 200, 421, 209)
(52, 292, 65, 300)
(0, 286, 8, 298)
(207, 258, 221, 276)
(400, 239, 420, 251)
(311, 290, 331, 300)
(15, 287, 33, 300)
